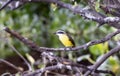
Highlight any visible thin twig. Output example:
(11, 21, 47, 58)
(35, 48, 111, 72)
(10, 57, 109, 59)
(41, 52, 115, 76)
(24, 65, 59, 76)
(0, 59, 22, 72)
(8, 44, 32, 71)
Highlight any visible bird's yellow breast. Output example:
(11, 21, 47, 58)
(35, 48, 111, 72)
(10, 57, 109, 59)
(58, 34, 74, 47)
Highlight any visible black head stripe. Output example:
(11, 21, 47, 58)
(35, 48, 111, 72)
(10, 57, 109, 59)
(57, 31, 64, 34)
(57, 30, 65, 34)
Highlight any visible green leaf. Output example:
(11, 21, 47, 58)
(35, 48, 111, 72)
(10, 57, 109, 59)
(89, 42, 108, 56)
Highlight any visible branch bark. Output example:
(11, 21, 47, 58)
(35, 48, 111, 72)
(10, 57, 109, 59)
(4, 27, 120, 52)
(23, 52, 115, 76)
(21, 0, 120, 29)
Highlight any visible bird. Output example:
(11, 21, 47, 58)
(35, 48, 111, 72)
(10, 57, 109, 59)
(54, 30, 75, 47)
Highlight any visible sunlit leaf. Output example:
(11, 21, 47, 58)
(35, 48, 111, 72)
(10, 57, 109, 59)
(89, 42, 108, 56)
(26, 53, 35, 64)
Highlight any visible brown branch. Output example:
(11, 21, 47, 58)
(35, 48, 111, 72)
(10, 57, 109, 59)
(0, 59, 23, 72)
(41, 52, 115, 76)
(0, 0, 12, 11)
(4, 27, 120, 52)
(25, 65, 115, 76)
(8, 44, 32, 71)
(23, 52, 115, 76)
(18, 0, 120, 29)
(24, 65, 60, 76)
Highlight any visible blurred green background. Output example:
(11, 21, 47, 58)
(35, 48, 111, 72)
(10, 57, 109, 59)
(0, 0, 120, 75)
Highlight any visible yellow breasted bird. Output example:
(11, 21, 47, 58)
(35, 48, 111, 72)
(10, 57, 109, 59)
(54, 30, 75, 47)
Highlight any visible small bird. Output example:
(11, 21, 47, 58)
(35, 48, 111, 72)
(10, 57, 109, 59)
(54, 30, 75, 47)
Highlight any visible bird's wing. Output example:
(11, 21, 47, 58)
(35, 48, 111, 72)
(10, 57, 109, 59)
(66, 33, 75, 47)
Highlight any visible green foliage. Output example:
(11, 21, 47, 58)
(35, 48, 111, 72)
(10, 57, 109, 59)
(89, 42, 109, 59)
(0, 1, 115, 58)
(96, 56, 120, 75)
(0, 3, 51, 58)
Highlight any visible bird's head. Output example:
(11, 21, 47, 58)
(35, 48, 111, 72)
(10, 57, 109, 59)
(54, 30, 66, 36)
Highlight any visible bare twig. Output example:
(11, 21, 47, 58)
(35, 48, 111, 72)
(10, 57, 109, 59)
(8, 44, 32, 71)
(24, 64, 63, 76)
(41, 52, 115, 76)
(23, 52, 115, 76)
(0, 59, 22, 72)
